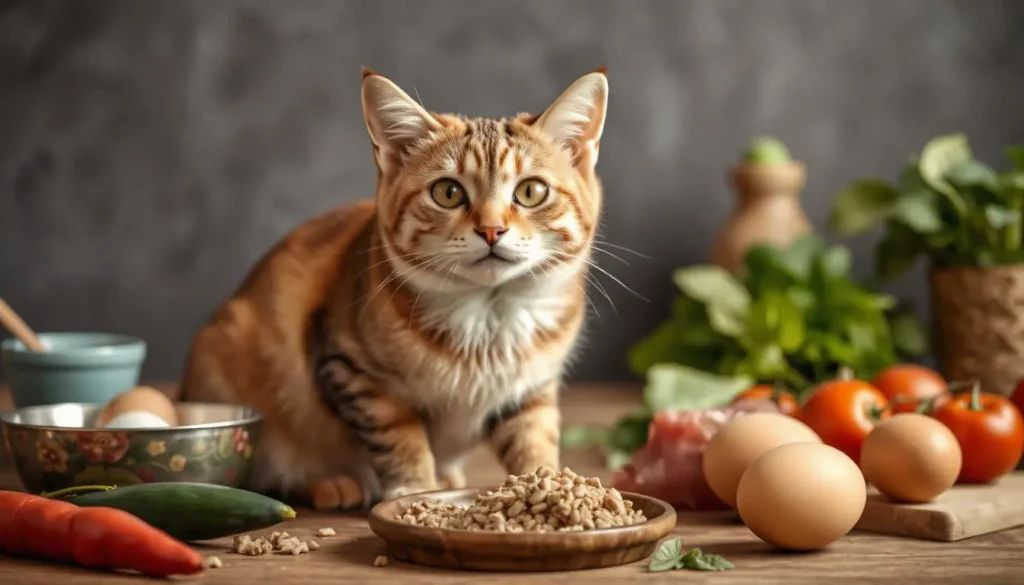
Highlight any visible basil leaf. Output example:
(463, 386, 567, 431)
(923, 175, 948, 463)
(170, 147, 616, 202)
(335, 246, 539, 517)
(673, 266, 751, 316)
(999, 170, 1024, 191)
(984, 205, 1020, 229)
(560, 425, 609, 449)
(679, 547, 703, 570)
(605, 450, 634, 472)
(919, 133, 972, 203)
(818, 245, 852, 279)
(607, 414, 651, 454)
(828, 179, 898, 235)
(648, 538, 683, 572)
(693, 553, 735, 571)
(874, 224, 923, 282)
(890, 189, 943, 233)
(643, 364, 753, 413)
(947, 160, 999, 191)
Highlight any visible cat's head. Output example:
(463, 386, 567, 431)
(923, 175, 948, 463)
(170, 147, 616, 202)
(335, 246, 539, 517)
(361, 67, 607, 289)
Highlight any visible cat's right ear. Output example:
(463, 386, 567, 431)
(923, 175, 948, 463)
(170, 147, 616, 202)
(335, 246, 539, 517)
(361, 68, 443, 173)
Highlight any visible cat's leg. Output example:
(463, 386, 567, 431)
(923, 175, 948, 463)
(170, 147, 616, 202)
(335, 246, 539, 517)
(486, 381, 561, 475)
(316, 356, 438, 501)
(438, 460, 467, 490)
(309, 474, 365, 510)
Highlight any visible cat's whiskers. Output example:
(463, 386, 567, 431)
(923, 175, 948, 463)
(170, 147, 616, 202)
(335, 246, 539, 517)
(358, 253, 442, 310)
(537, 258, 601, 320)
(550, 250, 648, 303)
(357, 250, 429, 280)
(592, 239, 651, 259)
(589, 246, 630, 266)
(385, 254, 452, 313)
(407, 258, 460, 333)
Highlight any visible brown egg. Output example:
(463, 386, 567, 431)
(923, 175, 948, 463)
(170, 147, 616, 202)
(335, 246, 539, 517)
(703, 412, 822, 508)
(860, 413, 962, 503)
(96, 385, 179, 428)
(737, 442, 866, 551)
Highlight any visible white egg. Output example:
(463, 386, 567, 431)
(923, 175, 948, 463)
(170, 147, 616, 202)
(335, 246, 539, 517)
(104, 411, 172, 429)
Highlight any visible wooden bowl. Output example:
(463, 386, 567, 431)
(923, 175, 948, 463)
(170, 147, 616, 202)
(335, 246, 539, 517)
(368, 488, 677, 572)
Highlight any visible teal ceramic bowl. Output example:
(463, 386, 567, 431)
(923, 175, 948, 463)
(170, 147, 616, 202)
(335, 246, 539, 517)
(1, 333, 147, 409)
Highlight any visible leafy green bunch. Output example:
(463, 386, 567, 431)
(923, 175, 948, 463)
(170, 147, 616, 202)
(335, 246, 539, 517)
(563, 235, 926, 469)
(628, 235, 926, 394)
(830, 134, 1024, 280)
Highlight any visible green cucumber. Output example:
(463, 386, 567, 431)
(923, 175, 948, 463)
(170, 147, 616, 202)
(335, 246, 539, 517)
(46, 482, 296, 542)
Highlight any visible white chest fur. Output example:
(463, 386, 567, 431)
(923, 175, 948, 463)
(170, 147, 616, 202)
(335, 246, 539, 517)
(398, 284, 577, 466)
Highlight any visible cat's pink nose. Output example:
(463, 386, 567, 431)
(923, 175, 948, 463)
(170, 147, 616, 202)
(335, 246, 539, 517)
(474, 225, 508, 246)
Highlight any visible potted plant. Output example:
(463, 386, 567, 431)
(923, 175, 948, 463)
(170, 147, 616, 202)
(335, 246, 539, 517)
(710, 137, 814, 272)
(829, 133, 1024, 395)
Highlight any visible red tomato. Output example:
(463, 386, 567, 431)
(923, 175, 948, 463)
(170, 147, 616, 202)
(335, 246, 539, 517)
(732, 384, 801, 417)
(933, 388, 1024, 484)
(798, 377, 890, 464)
(872, 364, 949, 414)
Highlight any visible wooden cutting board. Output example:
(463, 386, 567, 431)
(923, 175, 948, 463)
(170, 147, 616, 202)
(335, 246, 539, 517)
(855, 472, 1024, 541)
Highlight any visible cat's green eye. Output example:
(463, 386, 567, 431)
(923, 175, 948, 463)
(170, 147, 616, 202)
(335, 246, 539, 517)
(513, 179, 550, 208)
(430, 179, 467, 209)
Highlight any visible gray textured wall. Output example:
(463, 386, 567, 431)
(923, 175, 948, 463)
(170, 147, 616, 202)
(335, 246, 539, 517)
(2, 0, 1023, 383)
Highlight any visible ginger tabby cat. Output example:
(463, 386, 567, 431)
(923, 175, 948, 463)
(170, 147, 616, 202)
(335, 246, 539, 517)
(181, 67, 609, 509)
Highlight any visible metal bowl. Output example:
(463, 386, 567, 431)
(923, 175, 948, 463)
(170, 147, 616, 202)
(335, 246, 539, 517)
(1, 402, 263, 494)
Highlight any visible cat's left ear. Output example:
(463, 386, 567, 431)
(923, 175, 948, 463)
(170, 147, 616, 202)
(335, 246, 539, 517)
(361, 67, 443, 173)
(535, 67, 609, 169)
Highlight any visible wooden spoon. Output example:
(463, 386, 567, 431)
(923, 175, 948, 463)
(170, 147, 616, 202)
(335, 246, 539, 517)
(0, 297, 46, 351)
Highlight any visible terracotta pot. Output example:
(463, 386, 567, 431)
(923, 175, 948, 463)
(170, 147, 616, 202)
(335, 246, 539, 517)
(711, 161, 813, 273)
(930, 264, 1024, 397)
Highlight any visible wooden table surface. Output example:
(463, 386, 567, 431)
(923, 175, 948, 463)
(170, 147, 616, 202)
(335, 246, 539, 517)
(2, 384, 1024, 584)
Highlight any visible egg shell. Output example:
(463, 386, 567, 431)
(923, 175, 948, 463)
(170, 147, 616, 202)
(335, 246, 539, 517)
(96, 385, 179, 428)
(860, 413, 962, 503)
(104, 411, 173, 429)
(737, 442, 866, 551)
(703, 412, 822, 508)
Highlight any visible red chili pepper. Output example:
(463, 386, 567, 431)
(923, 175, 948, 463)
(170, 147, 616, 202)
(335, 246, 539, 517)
(0, 490, 205, 577)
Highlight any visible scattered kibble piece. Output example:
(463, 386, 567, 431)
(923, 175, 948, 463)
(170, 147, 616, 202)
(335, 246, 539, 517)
(395, 467, 646, 532)
(233, 534, 273, 556)
(374, 555, 389, 567)
(232, 531, 316, 556)
(206, 556, 223, 569)
(316, 527, 336, 537)
(308, 540, 321, 551)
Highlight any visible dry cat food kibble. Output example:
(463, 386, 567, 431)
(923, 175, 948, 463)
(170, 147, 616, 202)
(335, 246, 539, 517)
(374, 555, 389, 567)
(396, 467, 647, 532)
(232, 532, 317, 556)
(316, 527, 336, 537)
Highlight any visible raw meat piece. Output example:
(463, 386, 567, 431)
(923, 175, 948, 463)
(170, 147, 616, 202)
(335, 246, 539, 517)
(612, 399, 780, 510)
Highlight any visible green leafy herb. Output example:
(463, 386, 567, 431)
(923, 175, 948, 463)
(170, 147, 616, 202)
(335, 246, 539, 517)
(634, 235, 922, 389)
(643, 364, 754, 413)
(829, 134, 1024, 280)
(567, 235, 926, 468)
(648, 539, 735, 573)
(647, 538, 683, 572)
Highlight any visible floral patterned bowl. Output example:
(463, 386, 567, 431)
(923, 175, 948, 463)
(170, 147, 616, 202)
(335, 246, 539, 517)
(0, 402, 263, 494)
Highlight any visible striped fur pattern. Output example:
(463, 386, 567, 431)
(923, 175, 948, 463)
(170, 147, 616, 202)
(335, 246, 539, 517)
(181, 68, 609, 508)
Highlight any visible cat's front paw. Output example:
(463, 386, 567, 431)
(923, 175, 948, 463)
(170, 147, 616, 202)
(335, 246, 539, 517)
(438, 467, 466, 490)
(309, 474, 367, 510)
(382, 480, 438, 501)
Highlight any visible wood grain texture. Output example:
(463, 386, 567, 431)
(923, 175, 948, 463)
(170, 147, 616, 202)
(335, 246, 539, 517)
(2, 384, 1024, 584)
(856, 473, 1024, 541)
(367, 488, 676, 571)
